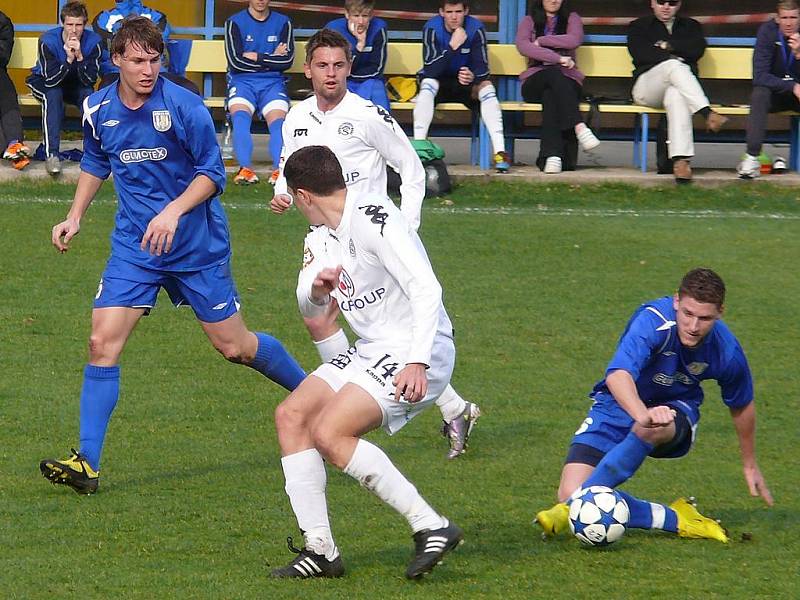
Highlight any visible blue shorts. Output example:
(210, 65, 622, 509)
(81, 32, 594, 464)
(348, 78, 390, 111)
(567, 396, 698, 463)
(93, 256, 241, 323)
(227, 74, 289, 116)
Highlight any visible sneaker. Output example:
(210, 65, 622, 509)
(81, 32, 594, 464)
(12, 156, 31, 171)
(673, 158, 692, 183)
(737, 154, 761, 179)
(441, 402, 481, 460)
(405, 520, 464, 579)
(268, 168, 280, 185)
(46, 154, 62, 176)
(543, 156, 562, 174)
(576, 127, 600, 151)
(772, 155, 788, 174)
(669, 497, 729, 543)
(234, 166, 259, 185)
(494, 151, 511, 173)
(39, 448, 99, 495)
(3, 141, 31, 160)
(706, 111, 729, 133)
(534, 502, 569, 538)
(270, 537, 344, 578)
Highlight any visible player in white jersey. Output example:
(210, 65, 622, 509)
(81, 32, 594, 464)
(271, 145, 463, 580)
(270, 29, 480, 458)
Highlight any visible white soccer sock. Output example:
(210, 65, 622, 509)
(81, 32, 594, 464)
(313, 328, 350, 363)
(478, 83, 505, 153)
(281, 448, 339, 560)
(435, 384, 467, 423)
(344, 439, 446, 533)
(413, 78, 439, 140)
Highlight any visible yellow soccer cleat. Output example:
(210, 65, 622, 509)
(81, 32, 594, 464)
(535, 502, 570, 538)
(670, 497, 729, 543)
(40, 448, 99, 495)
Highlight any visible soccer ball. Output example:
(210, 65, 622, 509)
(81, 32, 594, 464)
(568, 486, 629, 547)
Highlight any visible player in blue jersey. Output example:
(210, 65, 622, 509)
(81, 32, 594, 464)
(39, 17, 305, 496)
(535, 268, 773, 543)
(25, 1, 102, 176)
(325, 0, 390, 111)
(414, 0, 509, 172)
(225, 0, 294, 186)
(92, 0, 199, 94)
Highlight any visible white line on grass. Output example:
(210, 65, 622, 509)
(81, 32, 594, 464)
(3, 195, 799, 220)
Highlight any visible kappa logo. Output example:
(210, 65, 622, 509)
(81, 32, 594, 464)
(358, 204, 389, 236)
(294, 128, 308, 137)
(338, 122, 354, 136)
(152, 110, 172, 132)
(120, 147, 168, 163)
(310, 112, 322, 124)
(102, 119, 120, 127)
(338, 269, 355, 298)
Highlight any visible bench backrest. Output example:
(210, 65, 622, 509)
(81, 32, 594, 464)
(9, 37, 754, 80)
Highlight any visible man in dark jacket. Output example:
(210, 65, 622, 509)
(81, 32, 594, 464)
(627, 0, 727, 182)
(738, 1, 800, 178)
(0, 10, 30, 170)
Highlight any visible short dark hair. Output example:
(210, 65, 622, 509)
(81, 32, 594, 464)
(284, 146, 346, 196)
(305, 28, 352, 64)
(61, 1, 88, 23)
(777, 0, 799, 11)
(111, 16, 165, 57)
(439, 0, 469, 9)
(678, 268, 726, 308)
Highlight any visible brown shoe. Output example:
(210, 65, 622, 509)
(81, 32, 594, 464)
(673, 159, 692, 183)
(706, 112, 728, 133)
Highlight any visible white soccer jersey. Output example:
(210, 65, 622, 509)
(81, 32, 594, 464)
(296, 193, 453, 366)
(275, 91, 425, 230)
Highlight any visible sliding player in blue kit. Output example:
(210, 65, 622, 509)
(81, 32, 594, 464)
(535, 268, 773, 542)
(40, 17, 305, 495)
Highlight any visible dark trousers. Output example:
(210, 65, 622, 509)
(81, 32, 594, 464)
(746, 85, 800, 156)
(26, 74, 93, 156)
(0, 68, 23, 148)
(521, 68, 582, 169)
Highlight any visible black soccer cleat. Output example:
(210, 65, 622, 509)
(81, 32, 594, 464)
(406, 520, 464, 579)
(270, 537, 345, 579)
(40, 448, 99, 495)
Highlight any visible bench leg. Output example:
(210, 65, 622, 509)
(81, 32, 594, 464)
(633, 115, 641, 170)
(791, 116, 799, 172)
(640, 113, 649, 173)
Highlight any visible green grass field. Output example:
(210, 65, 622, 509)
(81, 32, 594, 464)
(1, 179, 798, 599)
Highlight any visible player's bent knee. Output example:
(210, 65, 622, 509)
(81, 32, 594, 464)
(274, 399, 306, 434)
(212, 340, 248, 364)
(87, 334, 123, 364)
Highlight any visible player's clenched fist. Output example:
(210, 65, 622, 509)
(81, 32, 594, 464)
(311, 265, 343, 301)
(52, 217, 81, 253)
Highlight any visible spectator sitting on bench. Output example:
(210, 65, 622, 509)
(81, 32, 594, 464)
(325, 0, 390, 111)
(737, 0, 800, 179)
(1, 9, 31, 170)
(25, 1, 102, 176)
(627, 0, 728, 183)
(414, 0, 510, 172)
(515, 0, 599, 174)
(93, 0, 199, 94)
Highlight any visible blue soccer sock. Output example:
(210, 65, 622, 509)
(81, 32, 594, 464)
(616, 490, 678, 532)
(267, 117, 284, 169)
(231, 111, 253, 168)
(247, 332, 306, 391)
(79, 364, 120, 471)
(583, 430, 653, 489)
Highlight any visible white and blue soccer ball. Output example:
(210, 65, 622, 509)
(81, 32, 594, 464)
(568, 485, 630, 547)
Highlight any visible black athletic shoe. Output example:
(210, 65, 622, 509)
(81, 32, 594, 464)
(270, 537, 345, 579)
(40, 448, 99, 495)
(405, 520, 464, 579)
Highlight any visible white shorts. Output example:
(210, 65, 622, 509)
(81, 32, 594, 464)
(312, 336, 455, 435)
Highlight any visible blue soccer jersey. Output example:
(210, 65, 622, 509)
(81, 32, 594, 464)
(80, 77, 229, 272)
(325, 17, 388, 82)
(224, 8, 294, 79)
(29, 26, 102, 87)
(420, 14, 489, 80)
(92, 1, 171, 75)
(590, 296, 753, 423)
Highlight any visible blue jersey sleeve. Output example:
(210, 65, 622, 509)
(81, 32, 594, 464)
(38, 35, 69, 87)
(605, 308, 668, 380)
(421, 20, 456, 78)
(79, 96, 111, 180)
(177, 102, 226, 195)
(717, 342, 754, 409)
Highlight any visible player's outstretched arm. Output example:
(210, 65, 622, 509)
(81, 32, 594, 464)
(52, 171, 105, 253)
(730, 402, 774, 506)
(606, 369, 674, 428)
(141, 174, 216, 256)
